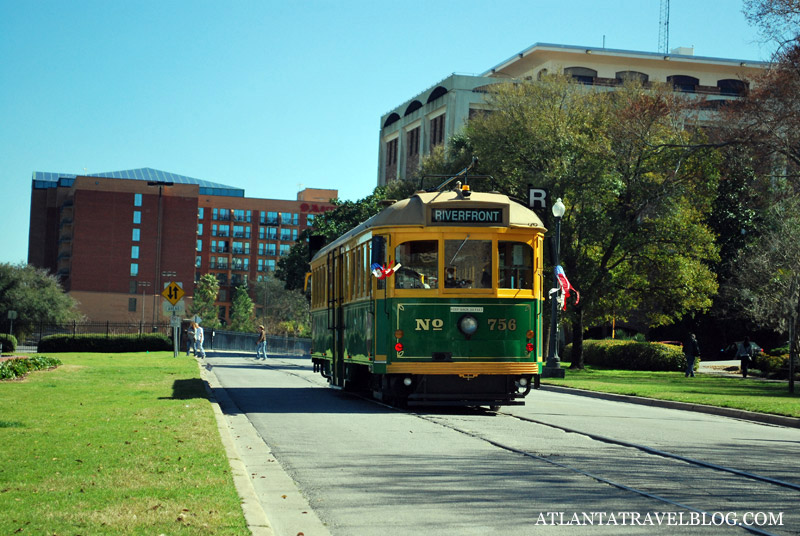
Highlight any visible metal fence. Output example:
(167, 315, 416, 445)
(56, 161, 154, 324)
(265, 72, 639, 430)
(208, 329, 310, 356)
(15, 321, 174, 352)
(11, 321, 310, 356)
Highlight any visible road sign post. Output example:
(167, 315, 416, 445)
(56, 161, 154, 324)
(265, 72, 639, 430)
(162, 283, 185, 357)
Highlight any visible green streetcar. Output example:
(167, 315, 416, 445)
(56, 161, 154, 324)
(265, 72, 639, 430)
(308, 182, 546, 408)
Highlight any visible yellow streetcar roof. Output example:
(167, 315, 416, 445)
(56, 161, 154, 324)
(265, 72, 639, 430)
(312, 190, 545, 262)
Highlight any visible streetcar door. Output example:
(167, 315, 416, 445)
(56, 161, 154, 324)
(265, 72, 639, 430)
(327, 247, 346, 387)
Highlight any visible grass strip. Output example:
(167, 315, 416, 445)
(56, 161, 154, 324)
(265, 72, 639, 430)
(0, 352, 249, 535)
(543, 364, 800, 418)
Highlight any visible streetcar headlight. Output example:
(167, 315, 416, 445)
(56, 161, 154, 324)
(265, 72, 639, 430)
(458, 314, 479, 337)
(403, 377, 413, 387)
(518, 377, 528, 387)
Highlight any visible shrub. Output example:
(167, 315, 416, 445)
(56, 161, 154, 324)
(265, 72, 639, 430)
(0, 333, 17, 353)
(563, 339, 687, 371)
(0, 356, 62, 380)
(37, 333, 173, 353)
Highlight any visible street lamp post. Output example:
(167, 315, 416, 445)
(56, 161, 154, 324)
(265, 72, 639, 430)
(542, 198, 566, 379)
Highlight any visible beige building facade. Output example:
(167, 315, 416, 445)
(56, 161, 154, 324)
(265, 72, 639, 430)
(378, 42, 769, 186)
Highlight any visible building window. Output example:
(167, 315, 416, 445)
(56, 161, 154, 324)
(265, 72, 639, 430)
(407, 126, 420, 157)
(280, 228, 292, 241)
(564, 66, 597, 85)
(616, 70, 649, 84)
(667, 75, 699, 93)
(133, 211, 141, 224)
(129, 280, 137, 294)
(132, 228, 140, 241)
(233, 209, 251, 222)
(128, 298, 137, 312)
(131, 246, 139, 259)
(198, 207, 204, 219)
(717, 78, 748, 97)
(197, 239, 202, 252)
(430, 115, 445, 148)
(134, 193, 142, 207)
(307, 214, 315, 225)
(386, 138, 398, 166)
(195, 256, 202, 268)
(267, 211, 278, 225)
(130, 263, 139, 276)
(197, 223, 203, 235)
(233, 225, 250, 238)
(279, 244, 291, 256)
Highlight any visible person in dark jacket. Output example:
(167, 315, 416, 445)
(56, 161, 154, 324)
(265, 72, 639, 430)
(684, 333, 700, 377)
(737, 336, 755, 378)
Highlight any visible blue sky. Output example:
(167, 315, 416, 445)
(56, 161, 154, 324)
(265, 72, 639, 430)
(0, 0, 773, 265)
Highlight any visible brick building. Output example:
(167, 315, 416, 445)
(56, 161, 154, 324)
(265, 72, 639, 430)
(28, 168, 336, 323)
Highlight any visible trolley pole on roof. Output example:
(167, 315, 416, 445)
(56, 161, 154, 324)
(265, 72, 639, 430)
(542, 198, 566, 379)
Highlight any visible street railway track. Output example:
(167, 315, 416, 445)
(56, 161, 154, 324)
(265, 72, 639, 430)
(249, 356, 798, 535)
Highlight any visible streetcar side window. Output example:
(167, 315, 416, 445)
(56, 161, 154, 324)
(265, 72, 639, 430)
(498, 241, 533, 289)
(395, 241, 438, 289)
(444, 239, 492, 289)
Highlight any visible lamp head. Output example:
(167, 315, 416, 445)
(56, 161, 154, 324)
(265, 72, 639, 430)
(552, 198, 565, 218)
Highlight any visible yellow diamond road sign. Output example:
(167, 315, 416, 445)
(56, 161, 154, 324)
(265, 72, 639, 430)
(162, 282, 185, 306)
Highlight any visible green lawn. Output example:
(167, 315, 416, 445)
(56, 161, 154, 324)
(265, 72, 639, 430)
(543, 363, 800, 418)
(0, 352, 249, 535)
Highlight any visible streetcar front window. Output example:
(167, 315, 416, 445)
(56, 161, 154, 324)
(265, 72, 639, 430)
(498, 241, 533, 289)
(395, 241, 438, 289)
(444, 239, 492, 289)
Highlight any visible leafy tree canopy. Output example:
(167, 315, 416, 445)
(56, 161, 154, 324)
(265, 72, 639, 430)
(189, 274, 221, 329)
(0, 263, 80, 338)
(424, 76, 721, 366)
(229, 285, 256, 332)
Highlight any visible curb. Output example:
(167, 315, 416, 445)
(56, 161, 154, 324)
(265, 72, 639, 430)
(198, 360, 275, 536)
(540, 384, 800, 429)
(198, 357, 332, 536)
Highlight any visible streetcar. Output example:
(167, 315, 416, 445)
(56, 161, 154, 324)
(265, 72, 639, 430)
(308, 178, 546, 408)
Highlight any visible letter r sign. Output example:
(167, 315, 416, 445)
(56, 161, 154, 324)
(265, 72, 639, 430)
(528, 187, 549, 210)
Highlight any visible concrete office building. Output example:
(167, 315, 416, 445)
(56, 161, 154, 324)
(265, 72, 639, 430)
(378, 42, 769, 185)
(28, 168, 336, 323)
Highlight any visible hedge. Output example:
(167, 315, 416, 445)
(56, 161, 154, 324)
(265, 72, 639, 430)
(562, 339, 688, 371)
(0, 333, 17, 353)
(0, 356, 62, 380)
(37, 333, 173, 353)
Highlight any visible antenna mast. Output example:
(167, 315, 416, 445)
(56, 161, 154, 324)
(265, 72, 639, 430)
(659, 0, 670, 54)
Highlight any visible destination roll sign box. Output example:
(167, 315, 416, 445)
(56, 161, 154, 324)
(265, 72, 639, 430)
(431, 207, 503, 225)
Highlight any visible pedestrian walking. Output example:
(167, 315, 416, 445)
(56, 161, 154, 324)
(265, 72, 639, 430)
(193, 321, 206, 359)
(737, 336, 755, 378)
(256, 325, 267, 360)
(186, 323, 196, 356)
(684, 333, 700, 377)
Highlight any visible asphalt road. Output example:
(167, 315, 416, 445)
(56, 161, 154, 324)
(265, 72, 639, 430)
(202, 352, 800, 536)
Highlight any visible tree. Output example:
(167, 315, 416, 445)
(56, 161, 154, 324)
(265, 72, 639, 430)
(277, 180, 418, 291)
(251, 276, 310, 336)
(744, 0, 800, 52)
(190, 274, 221, 329)
(430, 76, 721, 367)
(229, 285, 256, 332)
(0, 263, 81, 338)
(727, 196, 800, 391)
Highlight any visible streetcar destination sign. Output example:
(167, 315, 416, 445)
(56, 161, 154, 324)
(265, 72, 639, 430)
(431, 208, 502, 224)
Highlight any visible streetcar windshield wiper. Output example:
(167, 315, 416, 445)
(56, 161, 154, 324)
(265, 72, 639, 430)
(449, 235, 470, 265)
